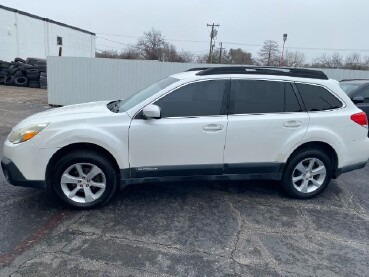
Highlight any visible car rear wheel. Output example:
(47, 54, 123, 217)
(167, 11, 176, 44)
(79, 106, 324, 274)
(282, 148, 332, 199)
(52, 151, 119, 209)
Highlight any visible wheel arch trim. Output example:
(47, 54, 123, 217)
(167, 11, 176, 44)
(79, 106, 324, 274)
(45, 142, 122, 185)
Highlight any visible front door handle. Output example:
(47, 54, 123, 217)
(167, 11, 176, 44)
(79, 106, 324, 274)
(283, 120, 302, 128)
(202, 124, 223, 132)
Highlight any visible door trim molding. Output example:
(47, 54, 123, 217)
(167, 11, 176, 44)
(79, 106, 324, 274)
(120, 162, 284, 185)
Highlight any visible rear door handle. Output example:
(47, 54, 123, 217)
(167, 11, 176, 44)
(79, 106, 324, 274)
(202, 124, 223, 132)
(283, 120, 302, 128)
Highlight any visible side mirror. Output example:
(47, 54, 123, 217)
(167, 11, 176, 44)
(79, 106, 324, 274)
(142, 104, 161, 119)
(352, 96, 365, 104)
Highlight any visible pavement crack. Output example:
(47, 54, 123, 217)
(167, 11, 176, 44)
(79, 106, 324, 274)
(66, 228, 230, 260)
(56, 251, 176, 277)
(8, 251, 51, 277)
(226, 195, 245, 275)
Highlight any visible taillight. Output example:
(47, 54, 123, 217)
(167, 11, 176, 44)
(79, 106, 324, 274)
(351, 112, 368, 128)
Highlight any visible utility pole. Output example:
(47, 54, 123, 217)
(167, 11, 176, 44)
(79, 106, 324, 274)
(218, 42, 225, 64)
(207, 23, 220, 63)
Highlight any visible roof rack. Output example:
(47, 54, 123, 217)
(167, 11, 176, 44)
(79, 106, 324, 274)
(195, 66, 329, 80)
(186, 67, 210, 72)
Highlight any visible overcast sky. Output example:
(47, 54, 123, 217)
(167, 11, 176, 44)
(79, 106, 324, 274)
(1, 0, 368, 62)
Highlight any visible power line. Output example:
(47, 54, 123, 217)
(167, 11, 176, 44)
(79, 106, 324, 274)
(222, 42, 369, 52)
(97, 32, 208, 44)
(97, 33, 369, 54)
(97, 32, 140, 39)
(97, 37, 144, 51)
(97, 36, 208, 53)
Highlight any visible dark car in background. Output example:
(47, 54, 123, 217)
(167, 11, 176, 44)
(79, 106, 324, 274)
(340, 79, 369, 117)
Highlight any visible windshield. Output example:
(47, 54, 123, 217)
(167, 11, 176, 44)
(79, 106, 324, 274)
(339, 82, 362, 95)
(119, 77, 179, 112)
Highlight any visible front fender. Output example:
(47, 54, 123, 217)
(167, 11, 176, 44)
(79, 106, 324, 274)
(32, 122, 129, 169)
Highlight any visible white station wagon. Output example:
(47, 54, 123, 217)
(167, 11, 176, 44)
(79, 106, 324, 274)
(2, 67, 369, 209)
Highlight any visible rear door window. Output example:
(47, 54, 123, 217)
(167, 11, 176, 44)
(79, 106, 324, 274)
(230, 80, 301, 114)
(296, 83, 343, 111)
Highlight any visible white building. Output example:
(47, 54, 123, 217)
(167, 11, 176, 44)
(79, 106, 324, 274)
(0, 5, 96, 61)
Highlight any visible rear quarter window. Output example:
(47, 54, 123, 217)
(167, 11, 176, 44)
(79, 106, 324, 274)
(296, 83, 343, 111)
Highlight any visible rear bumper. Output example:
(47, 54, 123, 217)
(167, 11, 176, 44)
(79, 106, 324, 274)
(1, 157, 46, 188)
(334, 160, 367, 178)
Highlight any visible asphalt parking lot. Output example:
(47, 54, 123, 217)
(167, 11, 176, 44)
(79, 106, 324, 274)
(0, 85, 369, 276)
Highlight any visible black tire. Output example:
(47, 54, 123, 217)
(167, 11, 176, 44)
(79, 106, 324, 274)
(28, 75, 40, 81)
(0, 62, 10, 69)
(0, 75, 5, 84)
(10, 61, 23, 67)
(27, 68, 39, 75)
(9, 67, 18, 75)
(15, 57, 26, 63)
(281, 148, 333, 199)
(13, 70, 24, 77)
(20, 64, 33, 72)
(4, 76, 15, 85)
(36, 68, 46, 71)
(51, 151, 119, 209)
(28, 81, 40, 88)
(15, 76, 28, 87)
(27, 69, 40, 80)
(26, 58, 38, 65)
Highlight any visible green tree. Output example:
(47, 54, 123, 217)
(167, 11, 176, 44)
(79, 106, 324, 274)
(223, 48, 254, 64)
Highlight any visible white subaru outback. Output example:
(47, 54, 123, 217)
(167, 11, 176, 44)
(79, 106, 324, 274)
(2, 67, 369, 209)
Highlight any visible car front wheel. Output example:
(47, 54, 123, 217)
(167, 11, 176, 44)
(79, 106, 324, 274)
(52, 151, 119, 209)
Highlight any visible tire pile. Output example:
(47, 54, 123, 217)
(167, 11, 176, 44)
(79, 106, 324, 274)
(0, 57, 47, 89)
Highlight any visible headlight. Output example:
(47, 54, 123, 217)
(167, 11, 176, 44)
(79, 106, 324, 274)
(8, 123, 49, 144)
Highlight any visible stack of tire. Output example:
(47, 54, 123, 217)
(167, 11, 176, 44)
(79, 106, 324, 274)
(0, 57, 47, 89)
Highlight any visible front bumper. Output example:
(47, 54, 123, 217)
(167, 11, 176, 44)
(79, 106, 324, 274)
(1, 157, 46, 188)
(3, 139, 58, 182)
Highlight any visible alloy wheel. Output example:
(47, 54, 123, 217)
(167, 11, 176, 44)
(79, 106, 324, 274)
(292, 158, 327, 194)
(60, 163, 106, 203)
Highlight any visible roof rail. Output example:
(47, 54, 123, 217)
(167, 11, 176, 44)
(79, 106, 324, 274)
(196, 66, 329, 80)
(186, 67, 210, 72)
(340, 79, 369, 82)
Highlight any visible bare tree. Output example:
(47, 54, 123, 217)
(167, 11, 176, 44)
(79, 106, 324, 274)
(120, 47, 141, 60)
(96, 48, 141, 60)
(258, 40, 280, 66)
(312, 52, 344, 68)
(177, 51, 195, 63)
(96, 50, 120, 59)
(195, 51, 218, 63)
(363, 56, 369, 69)
(345, 52, 364, 70)
(330, 52, 344, 68)
(283, 50, 306, 67)
(161, 43, 178, 62)
(314, 53, 332, 68)
(136, 28, 166, 60)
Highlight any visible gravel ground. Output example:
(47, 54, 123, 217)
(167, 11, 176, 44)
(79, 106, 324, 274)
(0, 85, 368, 277)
